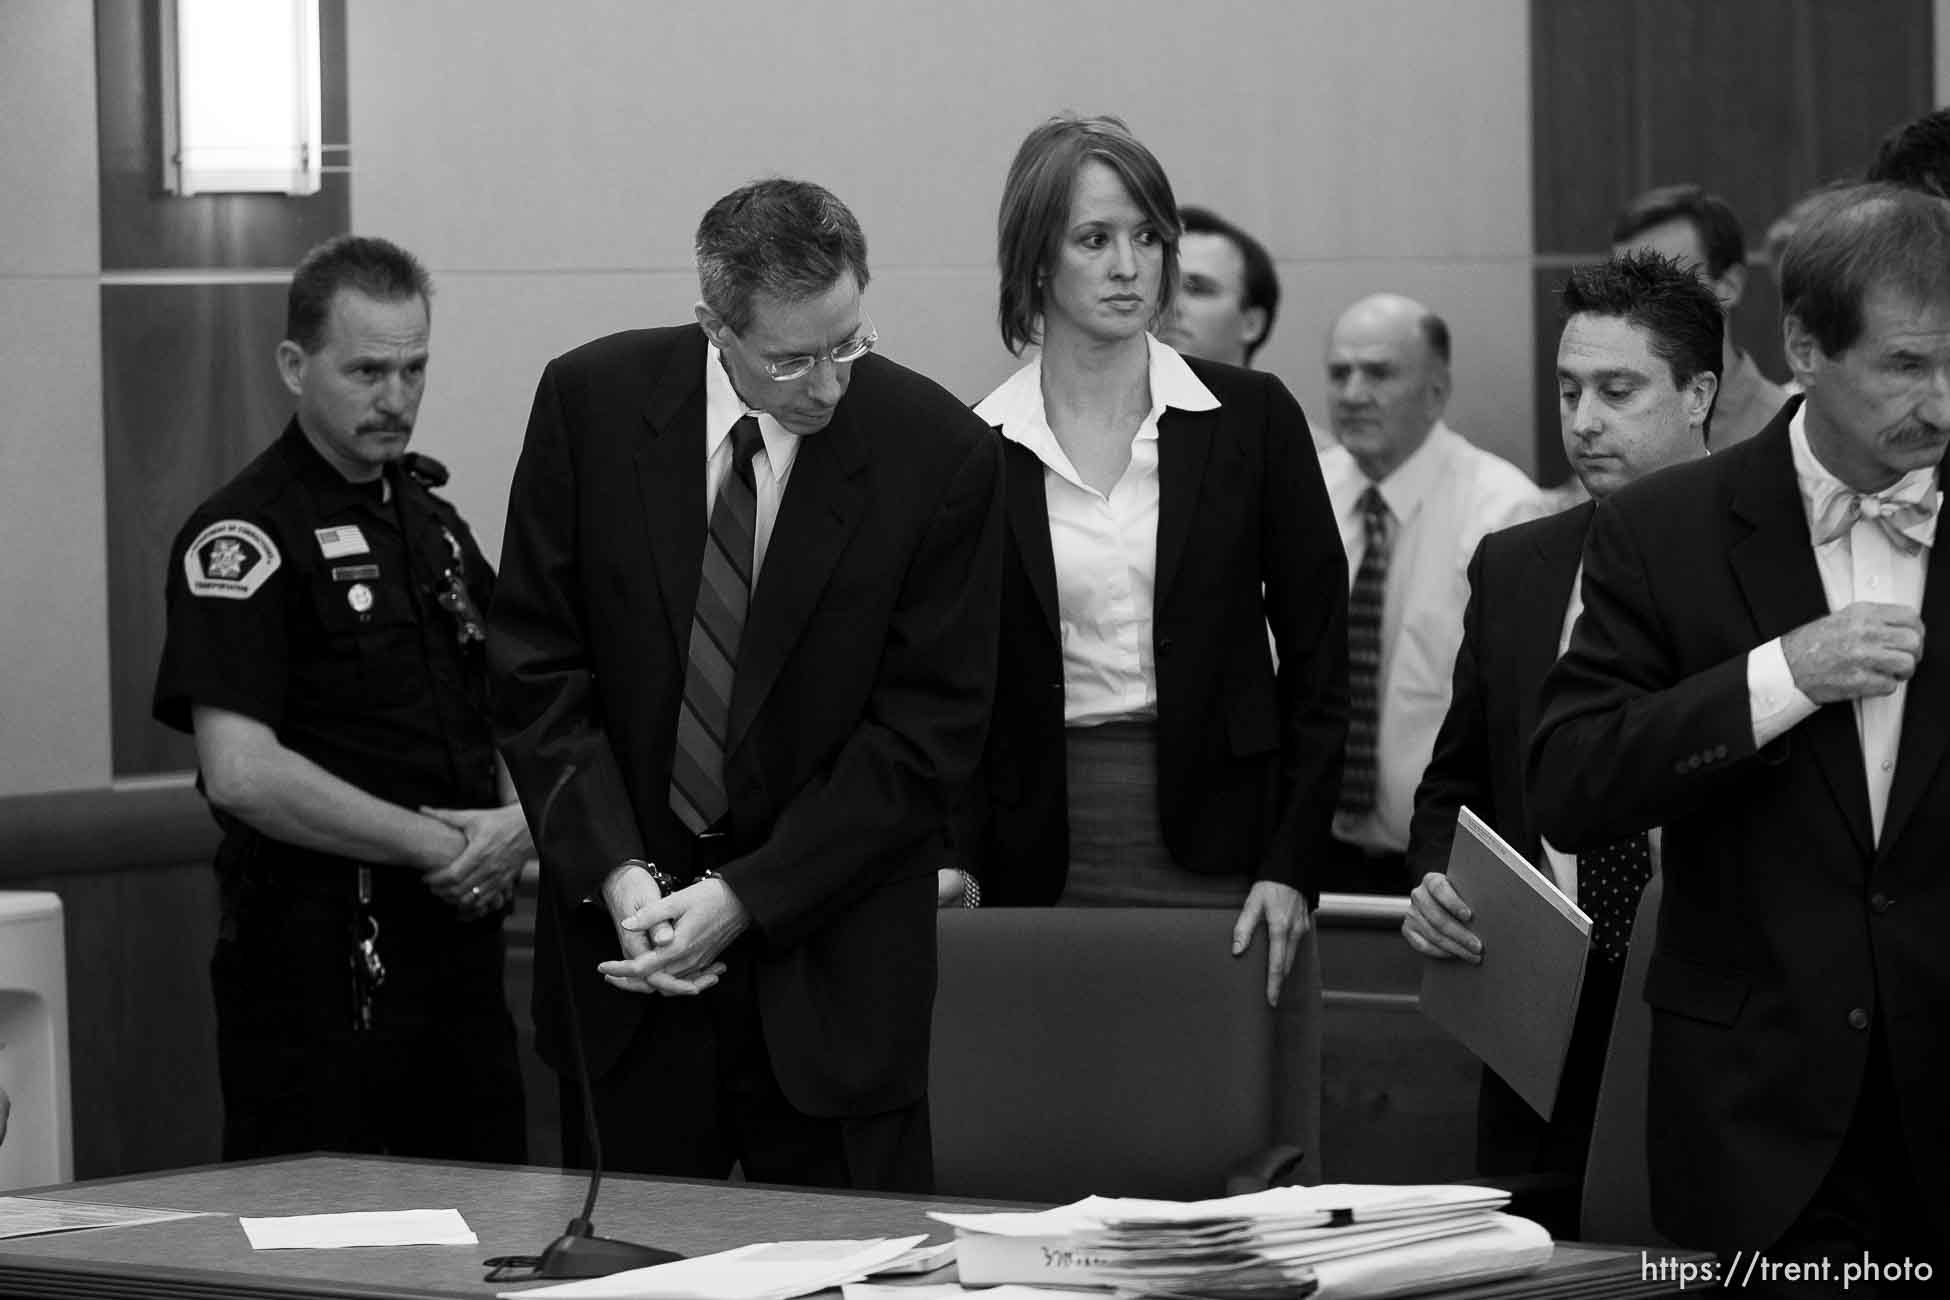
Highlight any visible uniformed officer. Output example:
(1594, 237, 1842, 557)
(152, 235, 529, 1162)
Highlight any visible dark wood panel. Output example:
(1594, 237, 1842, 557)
(103, 283, 293, 778)
(1320, 1000, 1480, 1184)
(0, 780, 216, 878)
(1809, 0, 1937, 181)
(1, 860, 223, 1180)
(1532, 0, 1926, 255)
(1528, 0, 1932, 476)
(2, 784, 222, 1177)
(0, 776, 1477, 1185)
(1530, 0, 1644, 257)
(94, 0, 350, 270)
(1316, 915, 1479, 1184)
(2, 785, 557, 1180)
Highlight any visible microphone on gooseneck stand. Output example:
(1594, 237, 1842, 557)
(485, 763, 682, 1282)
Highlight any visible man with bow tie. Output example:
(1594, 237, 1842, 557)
(1530, 184, 1950, 1285)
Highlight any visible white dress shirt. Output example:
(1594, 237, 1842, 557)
(1745, 403, 1935, 844)
(1320, 422, 1544, 852)
(973, 335, 1220, 726)
(704, 343, 801, 584)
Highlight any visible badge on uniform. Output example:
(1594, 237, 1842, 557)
(184, 520, 281, 599)
(347, 583, 375, 614)
(315, 525, 370, 559)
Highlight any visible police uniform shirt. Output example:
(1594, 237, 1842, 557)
(154, 420, 500, 903)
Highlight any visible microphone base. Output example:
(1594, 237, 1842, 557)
(537, 1221, 683, 1278)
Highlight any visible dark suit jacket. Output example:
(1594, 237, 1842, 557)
(964, 358, 1347, 905)
(1407, 501, 1592, 879)
(1406, 502, 1619, 1203)
(488, 325, 1004, 1118)
(1528, 397, 1950, 1250)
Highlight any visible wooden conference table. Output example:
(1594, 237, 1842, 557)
(0, 1156, 1705, 1299)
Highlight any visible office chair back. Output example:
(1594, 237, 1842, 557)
(1579, 872, 1666, 1244)
(931, 907, 1319, 1203)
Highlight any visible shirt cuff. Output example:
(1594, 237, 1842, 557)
(1748, 638, 1819, 748)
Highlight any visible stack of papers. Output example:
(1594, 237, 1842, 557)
(930, 1185, 1552, 1299)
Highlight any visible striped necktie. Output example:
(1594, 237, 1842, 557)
(668, 416, 764, 834)
(1338, 485, 1390, 816)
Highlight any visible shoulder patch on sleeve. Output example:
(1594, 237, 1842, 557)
(184, 519, 281, 599)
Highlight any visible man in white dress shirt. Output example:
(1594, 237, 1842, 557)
(1529, 184, 1950, 1281)
(1317, 294, 1542, 892)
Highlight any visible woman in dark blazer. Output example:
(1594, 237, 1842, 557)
(954, 114, 1349, 1004)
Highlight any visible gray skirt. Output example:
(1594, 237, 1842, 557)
(1059, 719, 1251, 908)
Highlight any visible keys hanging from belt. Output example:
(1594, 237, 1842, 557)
(350, 865, 387, 1032)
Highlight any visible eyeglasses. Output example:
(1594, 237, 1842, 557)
(757, 321, 878, 382)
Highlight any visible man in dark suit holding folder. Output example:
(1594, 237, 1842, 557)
(1403, 252, 1723, 1233)
(489, 178, 1004, 1192)
(1529, 185, 1950, 1277)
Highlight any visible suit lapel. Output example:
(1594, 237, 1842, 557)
(636, 333, 709, 656)
(726, 405, 869, 758)
(1003, 437, 1059, 639)
(1154, 405, 1216, 610)
(1727, 408, 1875, 857)
(1877, 533, 1950, 859)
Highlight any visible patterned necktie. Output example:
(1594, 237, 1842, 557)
(1812, 481, 1938, 555)
(1338, 485, 1391, 817)
(1582, 832, 1652, 963)
(669, 416, 764, 834)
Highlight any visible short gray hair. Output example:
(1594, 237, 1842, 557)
(695, 178, 870, 334)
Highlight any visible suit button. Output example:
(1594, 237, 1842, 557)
(1673, 761, 1688, 775)
(1714, 744, 1728, 760)
(1847, 1008, 1870, 1031)
(1157, 637, 1174, 657)
(1871, 893, 1892, 914)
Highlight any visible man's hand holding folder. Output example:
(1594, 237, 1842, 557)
(1414, 808, 1591, 1120)
(1404, 872, 1484, 963)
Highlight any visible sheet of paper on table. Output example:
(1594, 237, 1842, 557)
(239, 1208, 478, 1249)
(0, 1197, 212, 1242)
(503, 1235, 928, 1300)
(843, 1286, 1081, 1300)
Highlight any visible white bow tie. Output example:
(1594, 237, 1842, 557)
(1812, 479, 1939, 555)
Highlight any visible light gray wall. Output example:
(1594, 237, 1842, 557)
(3, 0, 1544, 795)
(347, 0, 1537, 564)
(0, 0, 108, 796)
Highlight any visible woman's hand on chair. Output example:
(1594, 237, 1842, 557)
(1233, 881, 1309, 1007)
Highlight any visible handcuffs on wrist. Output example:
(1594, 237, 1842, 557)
(621, 857, 681, 897)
